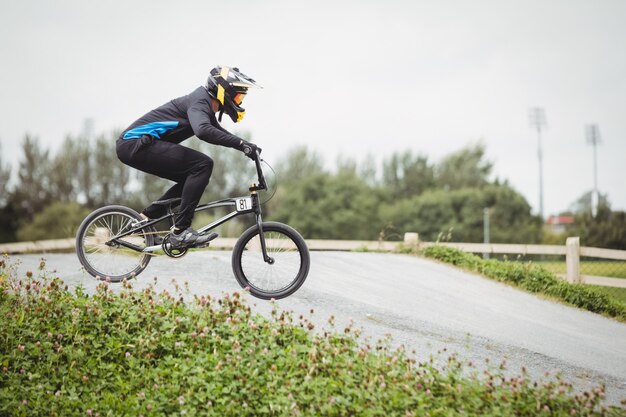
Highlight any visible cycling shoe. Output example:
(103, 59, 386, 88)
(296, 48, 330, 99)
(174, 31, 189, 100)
(168, 228, 217, 249)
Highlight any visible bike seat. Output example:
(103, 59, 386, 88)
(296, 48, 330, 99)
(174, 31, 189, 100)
(151, 198, 182, 207)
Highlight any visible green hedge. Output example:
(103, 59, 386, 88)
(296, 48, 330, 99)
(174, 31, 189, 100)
(422, 245, 626, 322)
(0, 258, 623, 416)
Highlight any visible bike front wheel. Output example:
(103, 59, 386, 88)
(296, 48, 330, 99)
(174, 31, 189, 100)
(232, 221, 310, 300)
(76, 205, 154, 282)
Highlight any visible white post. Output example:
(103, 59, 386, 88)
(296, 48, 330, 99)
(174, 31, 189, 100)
(404, 233, 419, 250)
(483, 208, 490, 259)
(565, 237, 581, 283)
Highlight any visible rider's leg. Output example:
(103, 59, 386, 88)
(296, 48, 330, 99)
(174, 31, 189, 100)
(171, 154, 213, 231)
(116, 137, 213, 230)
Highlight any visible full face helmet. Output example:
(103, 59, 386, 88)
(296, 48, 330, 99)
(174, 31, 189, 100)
(206, 66, 261, 123)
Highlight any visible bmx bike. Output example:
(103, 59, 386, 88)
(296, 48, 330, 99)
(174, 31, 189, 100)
(75, 151, 310, 300)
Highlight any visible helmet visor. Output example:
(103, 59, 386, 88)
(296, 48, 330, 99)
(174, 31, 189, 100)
(233, 92, 246, 106)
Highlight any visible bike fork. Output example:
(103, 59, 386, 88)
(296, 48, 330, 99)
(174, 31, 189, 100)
(256, 215, 274, 264)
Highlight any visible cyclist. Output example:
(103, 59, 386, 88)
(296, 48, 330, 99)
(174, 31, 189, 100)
(116, 66, 261, 248)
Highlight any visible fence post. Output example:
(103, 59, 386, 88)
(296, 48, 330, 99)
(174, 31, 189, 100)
(404, 233, 419, 250)
(565, 237, 581, 283)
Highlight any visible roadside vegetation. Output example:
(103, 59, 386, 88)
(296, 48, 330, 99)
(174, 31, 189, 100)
(1, 258, 625, 416)
(588, 286, 626, 305)
(421, 245, 626, 322)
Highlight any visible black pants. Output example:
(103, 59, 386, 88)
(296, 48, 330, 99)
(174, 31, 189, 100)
(116, 137, 213, 230)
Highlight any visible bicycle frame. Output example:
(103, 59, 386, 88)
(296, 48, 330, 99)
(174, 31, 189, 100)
(107, 151, 273, 262)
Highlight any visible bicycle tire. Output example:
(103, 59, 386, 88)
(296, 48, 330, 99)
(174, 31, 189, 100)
(232, 221, 310, 300)
(76, 205, 154, 282)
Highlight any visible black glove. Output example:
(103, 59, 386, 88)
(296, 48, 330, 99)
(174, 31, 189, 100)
(240, 141, 261, 160)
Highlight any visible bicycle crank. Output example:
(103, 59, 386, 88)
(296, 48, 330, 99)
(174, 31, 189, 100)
(161, 233, 189, 258)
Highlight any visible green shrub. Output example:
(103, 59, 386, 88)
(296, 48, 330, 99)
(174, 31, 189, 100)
(16, 202, 91, 241)
(422, 245, 626, 322)
(2, 257, 624, 416)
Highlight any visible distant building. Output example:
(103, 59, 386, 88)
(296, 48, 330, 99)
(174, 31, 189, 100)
(545, 215, 575, 234)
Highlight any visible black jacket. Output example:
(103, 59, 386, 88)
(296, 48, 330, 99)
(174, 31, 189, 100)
(119, 86, 241, 149)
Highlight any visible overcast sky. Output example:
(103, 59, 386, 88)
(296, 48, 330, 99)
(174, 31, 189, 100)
(1, 0, 625, 218)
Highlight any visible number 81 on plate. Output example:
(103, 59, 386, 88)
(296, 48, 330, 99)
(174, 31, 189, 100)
(235, 197, 253, 212)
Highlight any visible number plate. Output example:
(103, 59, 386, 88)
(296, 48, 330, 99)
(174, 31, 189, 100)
(235, 197, 253, 212)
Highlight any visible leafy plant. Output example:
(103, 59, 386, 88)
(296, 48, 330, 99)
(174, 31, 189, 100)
(1, 257, 623, 416)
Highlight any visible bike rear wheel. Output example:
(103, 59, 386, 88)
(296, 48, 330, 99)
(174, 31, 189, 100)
(232, 221, 310, 300)
(76, 205, 154, 282)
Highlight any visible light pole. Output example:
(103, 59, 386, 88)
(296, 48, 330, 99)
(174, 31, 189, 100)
(529, 107, 547, 220)
(585, 124, 601, 216)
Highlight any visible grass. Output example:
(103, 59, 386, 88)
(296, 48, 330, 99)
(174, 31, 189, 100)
(1, 257, 625, 416)
(421, 246, 626, 323)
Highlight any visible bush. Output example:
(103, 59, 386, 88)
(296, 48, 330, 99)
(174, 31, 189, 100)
(16, 202, 90, 241)
(1, 258, 622, 416)
(422, 245, 626, 322)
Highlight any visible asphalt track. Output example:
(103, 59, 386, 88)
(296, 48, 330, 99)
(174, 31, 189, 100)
(8, 251, 626, 406)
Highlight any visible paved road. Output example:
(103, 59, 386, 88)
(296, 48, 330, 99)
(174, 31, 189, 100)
(7, 251, 626, 405)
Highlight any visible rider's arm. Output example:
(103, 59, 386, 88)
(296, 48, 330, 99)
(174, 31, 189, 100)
(187, 99, 242, 149)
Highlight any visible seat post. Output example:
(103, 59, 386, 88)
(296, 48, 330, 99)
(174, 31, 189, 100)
(150, 198, 182, 228)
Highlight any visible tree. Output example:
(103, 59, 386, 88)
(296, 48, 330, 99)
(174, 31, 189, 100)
(44, 133, 134, 209)
(359, 153, 378, 186)
(381, 150, 434, 199)
(275, 145, 326, 187)
(0, 145, 16, 242)
(48, 137, 80, 203)
(379, 191, 457, 241)
(0, 202, 19, 243)
(483, 184, 542, 243)
(73, 137, 96, 206)
(264, 145, 328, 222)
(10, 135, 52, 220)
(379, 184, 541, 243)
(0, 143, 11, 206)
(335, 155, 358, 176)
(435, 142, 493, 190)
(270, 171, 382, 240)
(570, 198, 626, 250)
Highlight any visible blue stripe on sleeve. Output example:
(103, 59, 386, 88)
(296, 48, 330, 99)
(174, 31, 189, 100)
(123, 121, 180, 140)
